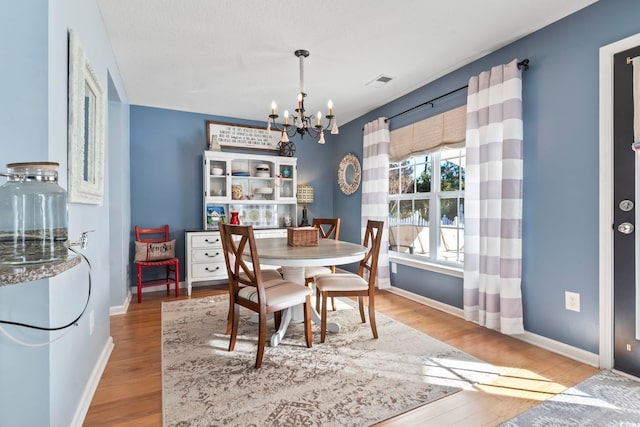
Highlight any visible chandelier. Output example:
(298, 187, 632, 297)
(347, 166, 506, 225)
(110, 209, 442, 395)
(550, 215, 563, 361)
(267, 49, 339, 152)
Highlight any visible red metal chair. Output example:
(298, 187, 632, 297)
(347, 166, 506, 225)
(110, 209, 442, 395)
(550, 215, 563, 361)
(134, 225, 180, 303)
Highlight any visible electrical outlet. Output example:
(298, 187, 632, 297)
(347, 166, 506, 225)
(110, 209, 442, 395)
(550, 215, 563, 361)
(391, 262, 397, 274)
(89, 310, 95, 335)
(565, 291, 580, 312)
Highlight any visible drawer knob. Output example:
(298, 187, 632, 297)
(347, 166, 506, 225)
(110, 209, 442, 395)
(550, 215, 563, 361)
(204, 238, 220, 243)
(205, 252, 220, 257)
(205, 266, 220, 272)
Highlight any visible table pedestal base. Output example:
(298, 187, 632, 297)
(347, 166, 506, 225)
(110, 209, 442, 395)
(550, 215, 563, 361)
(267, 266, 340, 346)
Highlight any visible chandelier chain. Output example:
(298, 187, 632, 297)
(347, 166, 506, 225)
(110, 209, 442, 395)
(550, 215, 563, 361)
(299, 53, 305, 94)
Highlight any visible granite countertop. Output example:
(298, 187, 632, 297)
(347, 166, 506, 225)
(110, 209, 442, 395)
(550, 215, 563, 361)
(0, 254, 81, 286)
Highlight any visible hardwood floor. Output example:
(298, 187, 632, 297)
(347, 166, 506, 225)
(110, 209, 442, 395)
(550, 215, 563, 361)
(84, 286, 598, 426)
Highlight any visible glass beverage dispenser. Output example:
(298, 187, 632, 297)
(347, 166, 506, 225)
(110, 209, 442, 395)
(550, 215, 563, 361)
(0, 162, 69, 264)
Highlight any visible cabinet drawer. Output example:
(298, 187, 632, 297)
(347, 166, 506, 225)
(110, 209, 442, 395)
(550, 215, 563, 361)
(191, 262, 227, 278)
(191, 248, 224, 263)
(191, 233, 222, 248)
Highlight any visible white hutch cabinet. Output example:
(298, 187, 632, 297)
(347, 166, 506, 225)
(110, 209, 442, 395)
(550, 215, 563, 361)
(185, 151, 297, 295)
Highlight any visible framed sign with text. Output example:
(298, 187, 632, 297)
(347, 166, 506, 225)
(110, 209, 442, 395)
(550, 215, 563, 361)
(206, 120, 281, 152)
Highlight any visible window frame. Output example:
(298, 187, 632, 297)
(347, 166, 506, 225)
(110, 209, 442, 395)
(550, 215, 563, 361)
(388, 148, 465, 270)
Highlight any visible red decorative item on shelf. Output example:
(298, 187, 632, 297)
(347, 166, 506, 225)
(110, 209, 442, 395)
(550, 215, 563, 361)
(230, 211, 240, 225)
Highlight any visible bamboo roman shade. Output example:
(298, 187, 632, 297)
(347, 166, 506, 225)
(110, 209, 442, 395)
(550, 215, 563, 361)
(389, 105, 466, 161)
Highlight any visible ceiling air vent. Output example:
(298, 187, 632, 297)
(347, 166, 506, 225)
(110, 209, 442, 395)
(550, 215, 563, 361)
(366, 74, 393, 88)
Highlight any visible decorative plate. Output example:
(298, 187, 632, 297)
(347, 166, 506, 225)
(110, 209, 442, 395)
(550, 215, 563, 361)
(338, 153, 361, 196)
(248, 210, 260, 222)
(254, 187, 273, 194)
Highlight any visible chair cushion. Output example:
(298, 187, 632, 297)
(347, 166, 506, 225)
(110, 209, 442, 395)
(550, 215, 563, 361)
(134, 240, 176, 262)
(304, 266, 332, 279)
(314, 273, 368, 292)
(260, 269, 283, 281)
(238, 280, 311, 307)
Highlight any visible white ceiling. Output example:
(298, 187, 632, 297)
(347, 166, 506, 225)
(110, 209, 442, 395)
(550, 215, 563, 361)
(97, 0, 597, 126)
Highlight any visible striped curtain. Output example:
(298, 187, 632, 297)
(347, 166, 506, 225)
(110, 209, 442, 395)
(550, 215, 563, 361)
(362, 118, 391, 289)
(463, 59, 524, 335)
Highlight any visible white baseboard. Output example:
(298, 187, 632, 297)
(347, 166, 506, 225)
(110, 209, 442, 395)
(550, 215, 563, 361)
(387, 286, 464, 318)
(70, 336, 114, 427)
(386, 286, 599, 367)
(109, 290, 132, 316)
(517, 330, 599, 367)
(133, 280, 190, 294)
(131, 279, 229, 298)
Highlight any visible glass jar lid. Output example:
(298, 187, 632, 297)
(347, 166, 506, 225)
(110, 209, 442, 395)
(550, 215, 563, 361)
(6, 162, 59, 181)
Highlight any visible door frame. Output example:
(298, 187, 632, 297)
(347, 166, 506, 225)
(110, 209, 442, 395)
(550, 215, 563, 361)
(599, 32, 640, 369)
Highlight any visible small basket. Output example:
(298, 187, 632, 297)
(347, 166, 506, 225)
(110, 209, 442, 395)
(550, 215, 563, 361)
(287, 227, 318, 247)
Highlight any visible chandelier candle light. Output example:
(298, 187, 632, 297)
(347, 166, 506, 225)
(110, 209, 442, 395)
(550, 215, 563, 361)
(267, 49, 339, 149)
(296, 184, 314, 227)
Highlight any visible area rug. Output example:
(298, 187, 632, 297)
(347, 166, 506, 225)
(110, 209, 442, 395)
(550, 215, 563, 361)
(162, 295, 502, 427)
(500, 369, 640, 426)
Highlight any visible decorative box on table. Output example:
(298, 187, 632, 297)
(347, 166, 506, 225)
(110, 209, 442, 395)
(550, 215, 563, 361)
(287, 227, 318, 247)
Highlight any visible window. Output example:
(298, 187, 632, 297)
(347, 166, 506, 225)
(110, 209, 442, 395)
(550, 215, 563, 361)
(388, 147, 465, 265)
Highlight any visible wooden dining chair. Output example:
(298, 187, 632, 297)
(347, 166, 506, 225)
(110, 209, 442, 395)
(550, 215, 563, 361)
(304, 218, 340, 312)
(134, 225, 179, 303)
(314, 220, 384, 343)
(219, 226, 283, 335)
(219, 223, 312, 368)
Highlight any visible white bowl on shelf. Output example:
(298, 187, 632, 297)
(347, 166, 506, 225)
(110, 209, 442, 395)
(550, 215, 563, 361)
(254, 187, 273, 194)
(211, 167, 223, 176)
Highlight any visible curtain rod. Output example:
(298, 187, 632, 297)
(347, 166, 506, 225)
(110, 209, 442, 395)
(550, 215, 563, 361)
(385, 58, 530, 123)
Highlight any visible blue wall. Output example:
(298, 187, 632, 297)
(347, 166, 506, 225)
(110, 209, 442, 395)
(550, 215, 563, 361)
(0, 2, 51, 426)
(129, 106, 336, 282)
(334, 0, 640, 354)
(108, 76, 132, 308)
(0, 1, 130, 426)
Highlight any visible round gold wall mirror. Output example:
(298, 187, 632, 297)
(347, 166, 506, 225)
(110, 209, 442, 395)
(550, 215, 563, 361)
(338, 153, 361, 196)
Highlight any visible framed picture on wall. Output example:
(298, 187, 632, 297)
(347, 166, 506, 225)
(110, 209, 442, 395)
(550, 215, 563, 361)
(67, 30, 106, 204)
(206, 205, 226, 229)
(206, 120, 280, 152)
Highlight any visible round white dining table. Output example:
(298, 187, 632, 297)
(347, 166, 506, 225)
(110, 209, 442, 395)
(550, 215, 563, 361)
(249, 237, 366, 346)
